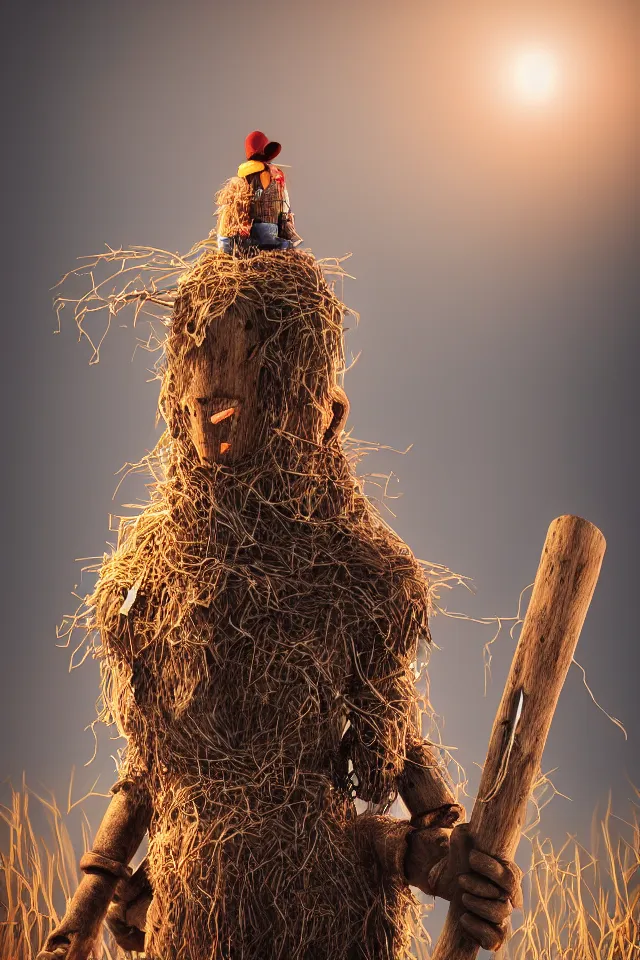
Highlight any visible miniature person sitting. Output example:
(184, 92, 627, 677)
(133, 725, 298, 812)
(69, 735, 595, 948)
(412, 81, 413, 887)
(216, 130, 302, 254)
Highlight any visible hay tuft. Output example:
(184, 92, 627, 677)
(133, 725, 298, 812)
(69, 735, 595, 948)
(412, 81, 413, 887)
(214, 177, 254, 239)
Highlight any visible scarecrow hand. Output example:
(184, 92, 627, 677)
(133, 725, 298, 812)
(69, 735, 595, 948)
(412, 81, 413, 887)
(104, 857, 152, 952)
(407, 822, 523, 952)
(37, 872, 118, 960)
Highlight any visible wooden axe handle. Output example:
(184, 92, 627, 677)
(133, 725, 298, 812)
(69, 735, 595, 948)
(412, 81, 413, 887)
(431, 515, 606, 960)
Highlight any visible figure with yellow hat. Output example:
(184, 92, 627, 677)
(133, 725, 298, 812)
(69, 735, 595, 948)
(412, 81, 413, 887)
(216, 131, 302, 254)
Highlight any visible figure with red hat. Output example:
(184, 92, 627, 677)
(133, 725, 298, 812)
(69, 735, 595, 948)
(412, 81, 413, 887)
(216, 131, 302, 255)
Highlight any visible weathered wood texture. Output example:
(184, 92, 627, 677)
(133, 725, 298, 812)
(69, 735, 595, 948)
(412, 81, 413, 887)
(178, 307, 262, 465)
(431, 515, 606, 960)
(398, 736, 459, 820)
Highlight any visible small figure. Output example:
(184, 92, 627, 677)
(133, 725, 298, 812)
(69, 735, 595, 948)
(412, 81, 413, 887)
(216, 131, 302, 255)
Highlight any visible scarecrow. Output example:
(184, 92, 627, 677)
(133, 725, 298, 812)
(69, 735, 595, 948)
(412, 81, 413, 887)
(38, 251, 521, 960)
(216, 130, 302, 254)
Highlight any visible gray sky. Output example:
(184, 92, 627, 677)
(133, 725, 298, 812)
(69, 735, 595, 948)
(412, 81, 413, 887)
(1, 0, 638, 942)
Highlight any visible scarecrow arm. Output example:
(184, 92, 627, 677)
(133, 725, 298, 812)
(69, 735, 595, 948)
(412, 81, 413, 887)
(37, 778, 151, 960)
(346, 610, 521, 948)
(398, 732, 464, 823)
(399, 736, 520, 948)
(345, 621, 428, 805)
(360, 733, 521, 951)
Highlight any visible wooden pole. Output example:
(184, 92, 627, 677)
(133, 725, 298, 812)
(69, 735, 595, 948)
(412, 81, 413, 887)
(431, 515, 606, 960)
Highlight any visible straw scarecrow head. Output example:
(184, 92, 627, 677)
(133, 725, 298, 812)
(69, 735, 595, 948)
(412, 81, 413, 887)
(162, 254, 350, 467)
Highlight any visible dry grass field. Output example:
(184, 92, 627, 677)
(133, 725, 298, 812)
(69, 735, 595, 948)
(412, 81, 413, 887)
(1, 781, 637, 959)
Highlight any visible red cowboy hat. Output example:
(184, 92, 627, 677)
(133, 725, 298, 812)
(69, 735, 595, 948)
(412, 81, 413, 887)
(245, 130, 282, 162)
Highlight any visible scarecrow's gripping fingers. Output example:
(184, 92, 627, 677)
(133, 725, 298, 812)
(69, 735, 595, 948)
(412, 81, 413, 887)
(425, 823, 523, 951)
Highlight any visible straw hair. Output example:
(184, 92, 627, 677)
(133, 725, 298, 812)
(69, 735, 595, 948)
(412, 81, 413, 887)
(215, 177, 253, 239)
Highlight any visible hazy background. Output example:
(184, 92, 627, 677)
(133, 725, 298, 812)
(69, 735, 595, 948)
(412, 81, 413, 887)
(0, 0, 638, 948)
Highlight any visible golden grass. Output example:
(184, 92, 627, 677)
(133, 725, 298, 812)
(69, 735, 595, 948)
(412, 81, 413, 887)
(507, 795, 640, 959)
(0, 781, 128, 959)
(1, 781, 637, 959)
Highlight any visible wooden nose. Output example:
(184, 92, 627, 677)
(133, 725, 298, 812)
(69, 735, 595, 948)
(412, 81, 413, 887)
(210, 407, 236, 425)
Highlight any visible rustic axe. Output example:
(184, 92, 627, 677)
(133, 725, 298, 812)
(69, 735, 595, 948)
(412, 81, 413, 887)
(430, 514, 606, 960)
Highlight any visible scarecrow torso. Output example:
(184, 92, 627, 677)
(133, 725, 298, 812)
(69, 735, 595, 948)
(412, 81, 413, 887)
(99, 510, 422, 960)
(246, 164, 288, 224)
(124, 561, 352, 794)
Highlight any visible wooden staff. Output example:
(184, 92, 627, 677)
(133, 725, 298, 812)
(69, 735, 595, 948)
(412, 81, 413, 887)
(431, 514, 606, 960)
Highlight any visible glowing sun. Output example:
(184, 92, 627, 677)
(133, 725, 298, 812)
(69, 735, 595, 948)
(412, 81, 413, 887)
(512, 47, 559, 104)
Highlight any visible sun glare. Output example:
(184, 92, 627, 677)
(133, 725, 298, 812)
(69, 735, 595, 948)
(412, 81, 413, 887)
(512, 47, 559, 104)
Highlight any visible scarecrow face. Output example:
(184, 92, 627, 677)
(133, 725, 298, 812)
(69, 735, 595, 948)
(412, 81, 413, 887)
(179, 311, 262, 466)
(178, 310, 350, 466)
